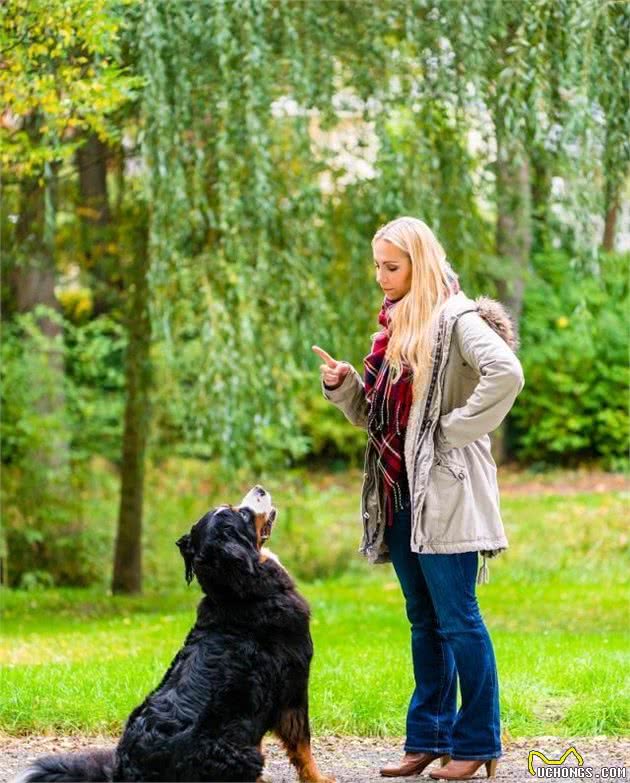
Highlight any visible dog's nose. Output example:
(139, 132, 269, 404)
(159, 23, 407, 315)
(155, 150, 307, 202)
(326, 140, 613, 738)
(254, 485, 265, 496)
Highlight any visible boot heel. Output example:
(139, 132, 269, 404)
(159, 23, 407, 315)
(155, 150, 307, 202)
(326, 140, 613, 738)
(440, 755, 451, 767)
(485, 759, 498, 777)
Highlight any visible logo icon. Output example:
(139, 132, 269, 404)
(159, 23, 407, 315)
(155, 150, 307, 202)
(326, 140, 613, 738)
(528, 746, 584, 776)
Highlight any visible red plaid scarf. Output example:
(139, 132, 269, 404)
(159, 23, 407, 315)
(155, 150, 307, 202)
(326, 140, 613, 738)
(364, 273, 460, 527)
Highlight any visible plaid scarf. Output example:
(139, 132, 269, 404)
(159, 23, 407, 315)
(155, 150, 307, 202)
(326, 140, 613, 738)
(364, 272, 461, 527)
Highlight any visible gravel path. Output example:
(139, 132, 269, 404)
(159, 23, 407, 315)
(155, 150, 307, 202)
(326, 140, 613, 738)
(2, 734, 628, 783)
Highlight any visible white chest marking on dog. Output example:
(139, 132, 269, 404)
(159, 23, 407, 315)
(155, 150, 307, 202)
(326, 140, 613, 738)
(261, 547, 285, 569)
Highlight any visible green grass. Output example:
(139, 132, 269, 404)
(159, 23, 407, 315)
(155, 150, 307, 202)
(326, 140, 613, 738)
(1, 464, 629, 737)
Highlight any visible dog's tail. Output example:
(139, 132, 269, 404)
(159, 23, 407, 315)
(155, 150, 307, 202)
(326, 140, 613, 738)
(14, 749, 115, 783)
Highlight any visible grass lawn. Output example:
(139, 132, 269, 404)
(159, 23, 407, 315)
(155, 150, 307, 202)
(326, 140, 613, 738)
(1, 464, 628, 738)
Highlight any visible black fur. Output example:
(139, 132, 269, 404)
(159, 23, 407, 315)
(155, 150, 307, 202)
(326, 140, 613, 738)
(17, 507, 319, 783)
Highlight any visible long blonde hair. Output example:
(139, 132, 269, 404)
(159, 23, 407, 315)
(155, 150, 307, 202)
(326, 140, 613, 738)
(371, 216, 458, 398)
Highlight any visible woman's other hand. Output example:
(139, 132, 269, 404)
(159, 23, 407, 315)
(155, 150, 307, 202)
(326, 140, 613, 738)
(312, 345, 351, 390)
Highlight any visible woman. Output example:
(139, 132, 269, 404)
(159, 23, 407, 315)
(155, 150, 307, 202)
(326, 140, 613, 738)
(312, 216, 524, 781)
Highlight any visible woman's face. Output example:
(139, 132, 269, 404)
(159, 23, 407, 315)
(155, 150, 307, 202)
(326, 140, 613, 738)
(373, 238, 412, 300)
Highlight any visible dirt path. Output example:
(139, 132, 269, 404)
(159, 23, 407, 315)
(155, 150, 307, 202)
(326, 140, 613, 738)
(498, 465, 628, 497)
(2, 734, 628, 783)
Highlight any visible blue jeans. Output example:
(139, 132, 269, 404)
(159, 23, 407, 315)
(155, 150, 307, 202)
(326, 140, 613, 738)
(384, 503, 502, 760)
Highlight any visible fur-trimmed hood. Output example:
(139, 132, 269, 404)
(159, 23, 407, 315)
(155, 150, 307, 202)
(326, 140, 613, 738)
(475, 295, 520, 352)
(444, 291, 520, 353)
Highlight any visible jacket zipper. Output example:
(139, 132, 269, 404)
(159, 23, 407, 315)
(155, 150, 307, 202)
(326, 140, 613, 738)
(412, 313, 447, 479)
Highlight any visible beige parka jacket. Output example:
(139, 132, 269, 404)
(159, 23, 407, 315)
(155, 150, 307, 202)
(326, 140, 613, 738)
(321, 290, 525, 584)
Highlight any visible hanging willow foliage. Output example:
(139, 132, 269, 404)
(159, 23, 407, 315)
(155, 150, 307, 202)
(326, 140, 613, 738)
(135, 0, 624, 469)
(137, 0, 482, 469)
(139, 0, 342, 468)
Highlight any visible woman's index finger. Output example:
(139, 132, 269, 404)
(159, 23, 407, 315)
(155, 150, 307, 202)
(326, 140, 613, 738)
(311, 345, 337, 367)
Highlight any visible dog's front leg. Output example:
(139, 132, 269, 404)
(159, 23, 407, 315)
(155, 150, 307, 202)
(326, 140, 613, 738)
(255, 739, 271, 783)
(275, 706, 335, 783)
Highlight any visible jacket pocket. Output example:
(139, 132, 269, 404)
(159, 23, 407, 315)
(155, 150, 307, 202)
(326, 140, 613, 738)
(434, 445, 467, 474)
(424, 460, 467, 537)
(462, 440, 502, 521)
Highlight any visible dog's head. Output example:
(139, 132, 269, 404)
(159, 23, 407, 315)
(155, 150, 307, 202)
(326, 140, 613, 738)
(176, 485, 277, 596)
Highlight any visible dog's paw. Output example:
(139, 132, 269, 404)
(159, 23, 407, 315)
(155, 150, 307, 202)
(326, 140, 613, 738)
(301, 776, 336, 783)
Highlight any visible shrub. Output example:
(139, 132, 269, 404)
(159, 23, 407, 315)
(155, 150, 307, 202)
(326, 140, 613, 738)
(1, 308, 124, 586)
(511, 250, 629, 470)
(296, 387, 367, 467)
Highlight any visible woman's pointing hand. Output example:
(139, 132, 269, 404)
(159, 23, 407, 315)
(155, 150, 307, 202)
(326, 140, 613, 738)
(312, 345, 351, 390)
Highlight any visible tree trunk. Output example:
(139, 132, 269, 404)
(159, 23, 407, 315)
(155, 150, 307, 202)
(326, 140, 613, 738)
(602, 177, 619, 251)
(112, 217, 152, 594)
(11, 175, 62, 336)
(493, 115, 532, 464)
(75, 135, 123, 315)
(530, 152, 552, 254)
(4, 161, 77, 587)
(495, 133, 532, 324)
(10, 170, 69, 469)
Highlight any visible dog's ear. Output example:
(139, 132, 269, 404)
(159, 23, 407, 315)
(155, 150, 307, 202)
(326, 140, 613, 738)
(176, 533, 195, 585)
(222, 539, 255, 576)
(202, 530, 257, 597)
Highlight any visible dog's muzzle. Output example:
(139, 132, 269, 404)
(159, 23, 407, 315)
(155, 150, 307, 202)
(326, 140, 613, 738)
(239, 485, 277, 541)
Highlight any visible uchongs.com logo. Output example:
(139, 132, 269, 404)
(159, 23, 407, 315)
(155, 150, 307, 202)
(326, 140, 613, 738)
(527, 746, 627, 778)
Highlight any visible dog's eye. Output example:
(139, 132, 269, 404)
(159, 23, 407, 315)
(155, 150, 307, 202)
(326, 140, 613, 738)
(238, 508, 254, 523)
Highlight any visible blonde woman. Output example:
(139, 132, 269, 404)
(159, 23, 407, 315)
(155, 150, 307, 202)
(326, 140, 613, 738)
(312, 217, 524, 781)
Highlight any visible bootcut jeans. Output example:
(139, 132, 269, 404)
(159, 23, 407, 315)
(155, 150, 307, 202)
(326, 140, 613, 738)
(384, 502, 503, 761)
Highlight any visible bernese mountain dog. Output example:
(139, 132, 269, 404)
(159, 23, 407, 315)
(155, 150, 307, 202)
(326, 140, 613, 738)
(16, 485, 334, 783)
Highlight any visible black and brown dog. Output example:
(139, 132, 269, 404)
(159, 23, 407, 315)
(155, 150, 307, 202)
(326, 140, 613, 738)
(17, 486, 334, 783)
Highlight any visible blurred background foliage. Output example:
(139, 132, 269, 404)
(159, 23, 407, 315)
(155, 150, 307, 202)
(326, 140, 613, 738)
(1, 0, 628, 590)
